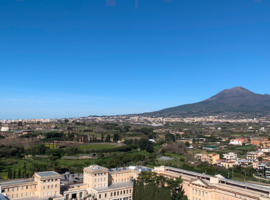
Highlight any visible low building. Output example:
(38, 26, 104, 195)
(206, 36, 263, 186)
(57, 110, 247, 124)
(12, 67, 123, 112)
(208, 154, 220, 165)
(229, 139, 242, 145)
(251, 137, 269, 146)
(220, 161, 236, 169)
(194, 154, 208, 162)
(154, 165, 270, 200)
(0, 165, 152, 200)
(0, 127, 9, 132)
(223, 152, 237, 161)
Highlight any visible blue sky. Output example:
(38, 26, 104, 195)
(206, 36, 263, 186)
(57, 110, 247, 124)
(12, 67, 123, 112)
(0, 0, 270, 119)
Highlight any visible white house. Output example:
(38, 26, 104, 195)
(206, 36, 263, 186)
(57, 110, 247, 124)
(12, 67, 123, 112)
(0, 126, 9, 132)
(261, 148, 270, 153)
(229, 139, 242, 145)
(149, 139, 156, 143)
(223, 152, 237, 160)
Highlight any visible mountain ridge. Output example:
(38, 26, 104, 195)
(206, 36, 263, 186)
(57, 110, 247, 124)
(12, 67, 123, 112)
(142, 87, 270, 117)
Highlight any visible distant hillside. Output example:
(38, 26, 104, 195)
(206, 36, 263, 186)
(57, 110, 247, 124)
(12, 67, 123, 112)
(143, 87, 270, 116)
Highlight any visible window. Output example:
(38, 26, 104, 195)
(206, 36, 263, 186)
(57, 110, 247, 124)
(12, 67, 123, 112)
(47, 192, 50, 195)
(105, 193, 107, 197)
(95, 179, 96, 182)
(51, 185, 53, 188)
(30, 192, 32, 195)
(26, 186, 28, 189)
(26, 192, 28, 196)
(55, 184, 57, 187)
(114, 192, 116, 196)
(47, 186, 49, 189)
(35, 191, 37, 194)
(17, 187, 19, 191)
(43, 186, 45, 189)
(99, 194, 101, 198)
(51, 191, 53, 195)
(17, 194, 18, 197)
(21, 193, 23, 197)
(43, 193, 45, 196)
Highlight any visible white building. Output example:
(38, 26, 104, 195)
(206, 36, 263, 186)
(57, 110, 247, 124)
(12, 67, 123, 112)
(229, 139, 242, 145)
(223, 152, 237, 160)
(261, 148, 270, 153)
(0, 127, 9, 132)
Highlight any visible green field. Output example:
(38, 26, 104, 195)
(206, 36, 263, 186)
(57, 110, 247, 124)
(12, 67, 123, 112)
(79, 144, 117, 150)
(231, 133, 251, 136)
(236, 145, 255, 150)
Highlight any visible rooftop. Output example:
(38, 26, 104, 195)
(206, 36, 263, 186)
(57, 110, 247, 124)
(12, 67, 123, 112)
(36, 171, 59, 177)
(0, 179, 34, 186)
(94, 181, 133, 191)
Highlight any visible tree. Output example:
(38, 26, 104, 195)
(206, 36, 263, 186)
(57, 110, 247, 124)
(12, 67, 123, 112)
(145, 144, 154, 153)
(8, 168, 12, 179)
(18, 169, 21, 178)
(13, 169, 16, 179)
(113, 134, 119, 142)
(258, 157, 263, 162)
(135, 171, 186, 200)
(165, 133, 175, 142)
(101, 134, 104, 142)
(105, 134, 111, 142)
(185, 142, 190, 147)
(64, 119, 69, 123)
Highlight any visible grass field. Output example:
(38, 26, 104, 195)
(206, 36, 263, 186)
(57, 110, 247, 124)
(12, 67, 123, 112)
(236, 145, 255, 150)
(231, 133, 251, 136)
(79, 144, 117, 150)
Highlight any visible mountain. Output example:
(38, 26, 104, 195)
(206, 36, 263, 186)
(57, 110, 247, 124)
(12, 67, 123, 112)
(144, 87, 270, 116)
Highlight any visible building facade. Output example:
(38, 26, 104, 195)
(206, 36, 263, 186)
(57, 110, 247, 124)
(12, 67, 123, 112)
(2, 165, 270, 200)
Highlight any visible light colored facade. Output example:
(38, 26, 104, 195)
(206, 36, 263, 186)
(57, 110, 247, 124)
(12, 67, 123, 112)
(0, 127, 9, 132)
(1, 171, 62, 200)
(154, 166, 270, 200)
(0, 165, 150, 200)
(229, 139, 242, 145)
(223, 152, 237, 161)
(220, 161, 235, 169)
(3, 164, 270, 200)
(208, 154, 220, 165)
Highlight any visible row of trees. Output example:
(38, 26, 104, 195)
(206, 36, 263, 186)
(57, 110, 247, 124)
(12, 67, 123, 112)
(7, 163, 28, 179)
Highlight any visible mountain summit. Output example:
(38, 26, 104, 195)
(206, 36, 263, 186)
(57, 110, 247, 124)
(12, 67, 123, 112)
(146, 87, 270, 116)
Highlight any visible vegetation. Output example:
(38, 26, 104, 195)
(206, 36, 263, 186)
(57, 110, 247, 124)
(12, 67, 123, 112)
(133, 171, 187, 200)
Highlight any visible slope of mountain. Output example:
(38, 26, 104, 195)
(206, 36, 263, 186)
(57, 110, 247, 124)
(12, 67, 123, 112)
(145, 87, 270, 116)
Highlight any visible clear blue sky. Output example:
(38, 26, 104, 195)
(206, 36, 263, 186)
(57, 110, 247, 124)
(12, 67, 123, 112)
(0, 0, 270, 119)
